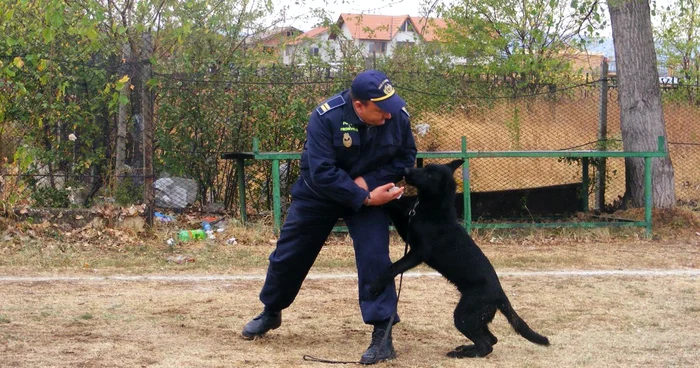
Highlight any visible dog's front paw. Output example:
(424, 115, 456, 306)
(368, 280, 387, 298)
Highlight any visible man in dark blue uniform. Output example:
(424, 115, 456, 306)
(242, 70, 417, 364)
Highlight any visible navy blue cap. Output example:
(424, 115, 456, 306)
(351, 70, 406, 114)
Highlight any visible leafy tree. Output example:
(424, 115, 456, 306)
(436, 0, 607, 85)
(1, 0, 114, 205)
(0, 0, 284, 207)
(654, 0, 700, 83)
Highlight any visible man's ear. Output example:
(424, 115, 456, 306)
(447, 159, 464, 172)
(353, 99, 366, 112)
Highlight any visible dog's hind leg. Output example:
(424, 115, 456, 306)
(483, 325, 498, 345)
(453, 326, 497, 353)
(447, 330, 492, 358)
(454, 326, 498, 352)
(448, 297, 496, 358)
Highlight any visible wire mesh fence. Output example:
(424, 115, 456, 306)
(2, 56, 700, 226)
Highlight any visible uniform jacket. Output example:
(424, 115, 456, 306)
(300, 89, 417, 211)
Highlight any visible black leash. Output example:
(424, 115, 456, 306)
(303, 201, 417, 364)
(303, 252, 406, 365)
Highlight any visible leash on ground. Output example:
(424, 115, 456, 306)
(302, 270, 404, 365)
(303, 214, 414, 365)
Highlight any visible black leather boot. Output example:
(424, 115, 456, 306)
(359, 322, 396, 364)
(241, 308, 282, 340)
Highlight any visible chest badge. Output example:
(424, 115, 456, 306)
(342, 133, 352, 148)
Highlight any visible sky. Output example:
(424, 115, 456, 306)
(270, 0, 676, 45)
(270, 0, 443, 31)
(271, 0, 676, 33)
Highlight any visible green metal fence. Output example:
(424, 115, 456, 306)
(233, 136, 667, 238)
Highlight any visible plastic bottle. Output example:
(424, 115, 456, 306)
(202, 221, 215, 239)
(202, 221, 213, 232)
(154, 212, 175, 222)
(178, 229, 207, 241)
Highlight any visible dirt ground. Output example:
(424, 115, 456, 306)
(1, 237, 699, 367)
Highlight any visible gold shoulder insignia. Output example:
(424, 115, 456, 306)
(316, 95, 346, 116)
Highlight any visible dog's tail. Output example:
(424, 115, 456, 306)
(498, 298, 550, 346)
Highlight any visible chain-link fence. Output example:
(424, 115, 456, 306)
(2, 55, 700, 225)
(1, 36, 153, 218)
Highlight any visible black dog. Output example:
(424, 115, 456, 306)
(370, 159, 550, 358)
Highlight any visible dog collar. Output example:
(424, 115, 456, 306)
(408, 200, 420, 219)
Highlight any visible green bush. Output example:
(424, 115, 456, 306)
(114, 178, 143, 206)
(31, 187, 70, 208)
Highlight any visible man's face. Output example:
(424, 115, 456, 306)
(353, 100, 392, 126)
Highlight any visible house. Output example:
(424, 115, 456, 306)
(283, 14, 606, 77)
(557, 48, 607, 76)
(283, 14, 447, 65)
(283, 26, 333, 65)
(247, 26, 303, 61)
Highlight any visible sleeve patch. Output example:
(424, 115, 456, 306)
(316, 95, 346, 115)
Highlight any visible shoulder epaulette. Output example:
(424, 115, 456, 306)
(316, 95, 346, 115)
(401, 107, 410, 117)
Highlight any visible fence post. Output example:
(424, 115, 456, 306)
(596, 59, 609, 211)
(462, 136, 472, 233)
(115, 42, 131, 183)
(582, 157, 590, 212)
(141, 32, 155, 227)
(272, 159, 281, 234)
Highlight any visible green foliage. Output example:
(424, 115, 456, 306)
(1, 0, 114, 202)
(505, 107, 522, 149)
(654, 0, 700, 103)
(31, 187, 70, 208)
(0, 0, 623, 212)
(0, 0, 278, 208)
(654, 0, 700, 83)
(436, 0, 607, 86)
(114, 178, 143, 207)
(558, 137, 623, 200)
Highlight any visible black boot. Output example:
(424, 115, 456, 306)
(241, 308, 282, 340)
(359, 322, 396, 364)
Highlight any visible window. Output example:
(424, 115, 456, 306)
(400, 20, 415, 32)
(310, 47, 320, 56)
(368, 41, 387, 54)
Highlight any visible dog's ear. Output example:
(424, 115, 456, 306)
(447, 159, 464, 172)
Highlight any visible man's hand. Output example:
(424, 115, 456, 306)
(366, 183, 405, 206)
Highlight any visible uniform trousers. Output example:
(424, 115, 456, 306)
(259, 179, 399, 325)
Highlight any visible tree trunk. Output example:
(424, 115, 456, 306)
(141, 32, 154, 226)
(609, 0, 676, 208)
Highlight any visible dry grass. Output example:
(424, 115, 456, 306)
(1, 271, 699, 367)
(1, 206, 699, 274)
(1, 210, 700, 367)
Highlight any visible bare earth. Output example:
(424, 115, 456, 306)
(1, 239, 699, 367)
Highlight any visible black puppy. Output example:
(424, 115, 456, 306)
(370, 159, 550, 358)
